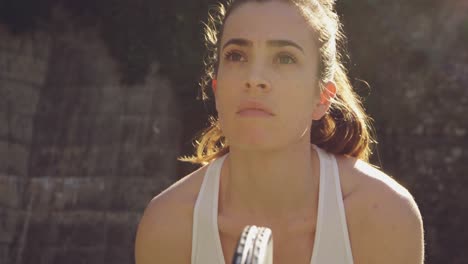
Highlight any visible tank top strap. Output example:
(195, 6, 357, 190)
(311, 145, 354, 264)
(191, 154, 228, 264)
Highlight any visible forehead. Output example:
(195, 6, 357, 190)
(221, 1, 316, 49)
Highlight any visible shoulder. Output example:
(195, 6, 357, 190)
(134, 165, 208, 264)
(336, 155, 425, 264)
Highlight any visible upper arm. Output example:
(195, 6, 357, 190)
(361, 191, 424, 264)
(347, 165, 424, 264)
(134, 194, 192, 264)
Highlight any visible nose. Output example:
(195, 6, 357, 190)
(245, 81, 269, 91)
(245, 72, 271, 94)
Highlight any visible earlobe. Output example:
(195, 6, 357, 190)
(312, 82, 337, 120)
(311, 106, 325, 120)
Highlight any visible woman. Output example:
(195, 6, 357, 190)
(135, 0, 424, 263)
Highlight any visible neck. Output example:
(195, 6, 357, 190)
(219, 142, 320, 221)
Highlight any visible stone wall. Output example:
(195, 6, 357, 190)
(339, 2, 468, 262)
(0, 23, 180, 264)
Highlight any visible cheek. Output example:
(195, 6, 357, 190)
(215, 87, 240, 133)
(215, 87, 238, 114)
(217, 62, 246, 82)
(278, 81, 318, 115)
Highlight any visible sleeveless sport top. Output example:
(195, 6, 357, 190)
(191, 145, 354, 263)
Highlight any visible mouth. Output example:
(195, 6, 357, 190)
(237, 108, 274, 117)
(236, 101, 275, 117)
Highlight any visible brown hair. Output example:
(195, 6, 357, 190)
(180, 0, 376, 165)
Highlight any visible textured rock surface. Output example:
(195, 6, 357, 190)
(0, 22, 180, 264)
(0, 0, 467, 263)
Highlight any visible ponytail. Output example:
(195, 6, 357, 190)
(311, 64, 375, 161)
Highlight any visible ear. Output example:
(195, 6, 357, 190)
(212, 77, 219, 112)
(311, 81, 337, 120)
(211, 78, 217, 94)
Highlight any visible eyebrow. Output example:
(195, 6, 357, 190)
(222, 38, 304, 53)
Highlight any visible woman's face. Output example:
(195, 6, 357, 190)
(215, 1, 322, 151)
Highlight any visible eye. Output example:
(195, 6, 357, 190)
(224, 51, 247, 62)
(275, 53, 296, 64)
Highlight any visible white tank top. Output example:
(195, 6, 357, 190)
(191, 145, 354, 264)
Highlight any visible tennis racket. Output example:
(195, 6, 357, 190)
(231, 225, 273, 264)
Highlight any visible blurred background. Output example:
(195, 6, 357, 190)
(0, 0, 467, 263)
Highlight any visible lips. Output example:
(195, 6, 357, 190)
(236, 101, 274, 116)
